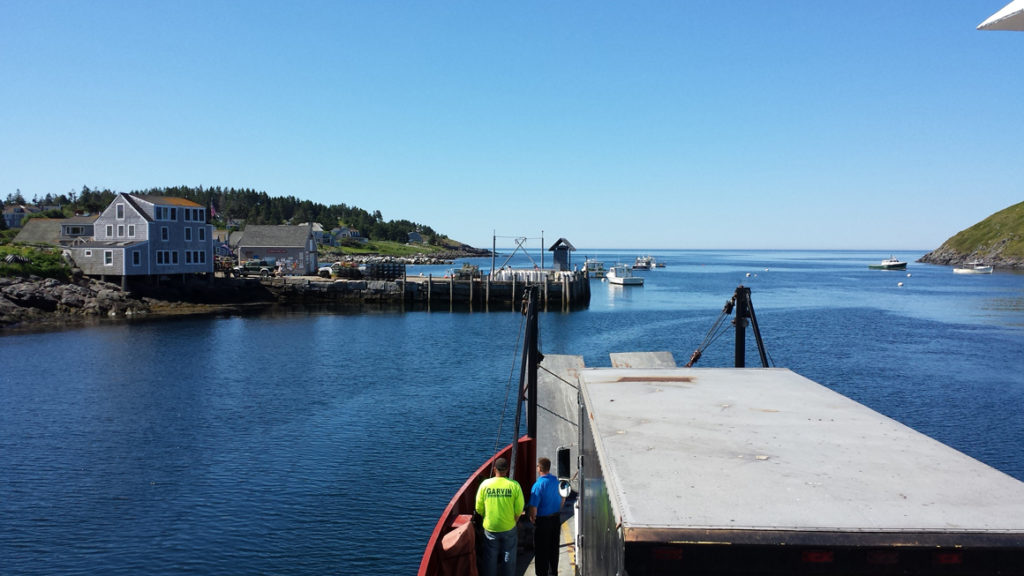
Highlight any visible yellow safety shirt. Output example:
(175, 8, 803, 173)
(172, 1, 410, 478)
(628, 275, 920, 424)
(475, 476, 524, 533)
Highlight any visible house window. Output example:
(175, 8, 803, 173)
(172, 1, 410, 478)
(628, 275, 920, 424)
(117, 225, 124, 237)
(170, 208, 177, 220)
(85, 250, 92, 257)
(132, 251, 140, 266)
(184, 210, 191, 222)
(198, 227, 206, 241)
(128, 224, 135, 237)
(155, 206, 163, 220)
(103, 251, 113, 266)
(186, 251, 192, 264)
(116, 204, 124, 219)
(161, 227, 169, 241)
(106, 225, 113, 237)
(185, 227, 192, 241)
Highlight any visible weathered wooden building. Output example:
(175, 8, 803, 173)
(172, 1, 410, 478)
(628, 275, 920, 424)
(235, 224, 318, 276)
(68, 194, 214, 286)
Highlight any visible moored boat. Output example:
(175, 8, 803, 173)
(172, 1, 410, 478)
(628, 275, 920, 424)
(954, 261, 994, 274)
(868, 255, 907, 270)
(583, 257, 606, 279)
(606, 264, 643, 285)
(632, 255, 655, 270)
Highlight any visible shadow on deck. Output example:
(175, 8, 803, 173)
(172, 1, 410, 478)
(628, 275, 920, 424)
(515, 494, 577, 576)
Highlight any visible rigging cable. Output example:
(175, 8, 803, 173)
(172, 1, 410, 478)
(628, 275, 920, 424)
(685, 296, 735, 367)
(493, 301, 528, 455)
(535, 363, 579, 429)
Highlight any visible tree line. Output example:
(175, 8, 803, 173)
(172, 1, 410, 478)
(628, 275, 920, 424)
(5, 186, 445, 244)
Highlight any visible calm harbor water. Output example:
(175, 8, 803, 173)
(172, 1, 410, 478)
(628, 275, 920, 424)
(2, 249, 1023, 575)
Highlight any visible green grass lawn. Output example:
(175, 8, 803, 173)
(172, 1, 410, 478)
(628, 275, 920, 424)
(322, 239, 464, 258)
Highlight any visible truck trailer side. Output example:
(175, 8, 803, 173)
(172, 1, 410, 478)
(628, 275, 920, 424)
(577, 368, 1024, 575)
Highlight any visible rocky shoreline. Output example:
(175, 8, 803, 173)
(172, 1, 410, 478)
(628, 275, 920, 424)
(0, 275, 275, 334)
(917, 244, 1024, 269)
(1, 247, 493, 334)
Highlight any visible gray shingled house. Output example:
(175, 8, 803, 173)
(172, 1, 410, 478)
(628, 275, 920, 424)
(67, 193, 214, 285)
(12, 216, 97, 246)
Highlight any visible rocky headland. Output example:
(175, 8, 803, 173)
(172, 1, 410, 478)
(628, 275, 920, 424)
(917, 242, 1024, 269)
(917, 201, 1024, 270)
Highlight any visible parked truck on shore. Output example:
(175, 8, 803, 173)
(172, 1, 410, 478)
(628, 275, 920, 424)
(232, 259, 275, 278)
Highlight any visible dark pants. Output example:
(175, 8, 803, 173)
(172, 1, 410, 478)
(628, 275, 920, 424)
(534, 514, 560, 576)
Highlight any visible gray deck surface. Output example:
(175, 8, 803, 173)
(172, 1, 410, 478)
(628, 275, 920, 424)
(535, 354, 584, 493)
(609, 351, 676, 368)
(518, 498, 577, 576)
(580, 367, 1024, 536)
(517, 354, 589, 576)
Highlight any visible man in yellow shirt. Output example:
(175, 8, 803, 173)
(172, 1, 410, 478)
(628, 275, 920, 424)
(475, 457, 524, 576)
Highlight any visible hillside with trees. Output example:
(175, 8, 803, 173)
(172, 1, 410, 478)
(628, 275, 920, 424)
(5, 185, 451, 246)
(919, 201, 1024, 269)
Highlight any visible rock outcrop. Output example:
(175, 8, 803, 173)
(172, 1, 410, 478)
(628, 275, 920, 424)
(918, 201, 1024, 270)
(918, 238, 1024, 269)
(0, 276, 151, 330)
(0, 276, 275, 332)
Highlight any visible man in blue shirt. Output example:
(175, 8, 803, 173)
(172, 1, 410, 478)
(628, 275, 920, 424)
(528, 457, 565, 576)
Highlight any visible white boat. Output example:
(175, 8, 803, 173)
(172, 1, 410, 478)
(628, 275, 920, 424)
(868, 256, 907, 270)
(607, 264, 644, 285)
(583, 257, 606, 279)
(633, 255, 655, 270)
(953, 261, 994, 274)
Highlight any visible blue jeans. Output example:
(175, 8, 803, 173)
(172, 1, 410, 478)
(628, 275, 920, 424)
(478, 526, 517, 576)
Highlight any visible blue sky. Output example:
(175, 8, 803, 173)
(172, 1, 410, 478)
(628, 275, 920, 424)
(1, 1, 1020, 250)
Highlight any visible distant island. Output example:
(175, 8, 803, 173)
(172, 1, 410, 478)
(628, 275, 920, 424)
(919, 201, 1024, 270)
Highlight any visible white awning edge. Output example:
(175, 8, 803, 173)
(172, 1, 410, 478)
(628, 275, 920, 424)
(979, 0, 1024, 30)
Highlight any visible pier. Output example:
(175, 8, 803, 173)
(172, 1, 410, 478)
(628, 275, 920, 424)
(256, 269, 592, 311)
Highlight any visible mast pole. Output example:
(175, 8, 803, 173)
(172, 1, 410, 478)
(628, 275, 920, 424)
(734, 286, 749, 368)
(541, 230, 545, 270)
(526, 286, 539, 439)
(747, 292, 770, 368)
(510, 286, 539, 482)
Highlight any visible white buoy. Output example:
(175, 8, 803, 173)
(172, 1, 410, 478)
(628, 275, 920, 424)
(746, 272, 751, 277)
(907, 273, 911, 277)
(898, 282, 904, 287)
